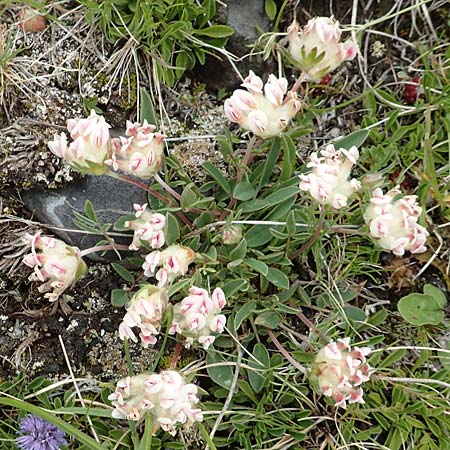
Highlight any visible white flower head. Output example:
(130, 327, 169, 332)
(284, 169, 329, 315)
(118, 285, 169, 348)
(314, 338, 371, 409)
(106, 120, 164, 179)
(125, 204, 166, 251)
(287, 17, 358, 81)
(22, 232, 87, 301)
(108, 370, 203, 435)
(299, 144, 361, 209)
(143, 245, 196, 287)
(224, 71, 300, 138)
(364, 187, 429, 255)
(169, 286, 227, 349)
(48, 110, 111, 175)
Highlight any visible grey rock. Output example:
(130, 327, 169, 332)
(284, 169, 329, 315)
(194, 0, 276, 90)
(22, 175, 147, 261)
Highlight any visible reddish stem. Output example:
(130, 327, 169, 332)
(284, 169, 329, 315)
(266, 328, 307, 374)
(170, 340, 184, 369)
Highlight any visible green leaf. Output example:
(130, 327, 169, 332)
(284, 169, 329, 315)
(140, 88, 158, 126)
(248, 343, 270, 393)
(255, 311, 280, 328)
(111, 263, 134, 283)
(397, 292, 445, 326)
(114, 214, 135, 231)
(280, 134, 296, 181)
(234, 301, 257, 331)
(245, 225, 273, 247)
(334, 129, 369, 150)
(206, 352, 233, 389)
(111, 289, 128, 307)
(423, 284, 447, 308)
(229, 239, 247, 260)
(265, 268, 289, 289)
(222, 278, 248, 297)
(264, 0, 277, 20)
(180, 183, 198, 210)
(166, 212, 180, 244)
(202, 161, 231, 194)
(245, 258, 269, 276)
(259, 137, 281, 189)
(194, 25, 234, 38)
(342, 305, 367, 322)
(264, 186, 299, 206)
(84, 199, 98, 222)
(234, 181, 256, 201)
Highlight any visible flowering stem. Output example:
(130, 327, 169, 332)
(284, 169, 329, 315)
(289, 73, 307, 94)
(108, 171, 168, 203)
(138, 415, 153, 450)
(154, 173, 182, 201)
(123, 337, 134, 376)
(266, 328, 307, 375)
(295, 312, 329, 341)
(108, 171, 193, 228)
(79, 244, 129, 258)
(170, 340, 184, 369)
(220, 136, 257, 220)
(289, 212, 325, 260)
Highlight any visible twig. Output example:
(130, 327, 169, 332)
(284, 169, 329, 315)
(58, 335, 100, 443)
(206, 346, 243, 450)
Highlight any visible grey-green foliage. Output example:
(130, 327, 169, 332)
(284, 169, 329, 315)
(80, 0, 233, 86)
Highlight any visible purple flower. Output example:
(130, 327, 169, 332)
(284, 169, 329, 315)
(16, 415, 67, 450)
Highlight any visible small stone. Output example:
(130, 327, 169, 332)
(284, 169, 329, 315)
(19, 8, 47, 33)
(22, 175, 147, 261)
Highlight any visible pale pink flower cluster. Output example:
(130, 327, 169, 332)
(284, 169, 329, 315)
(143, 244, 196, 287)
(125, 203, 166, 251)
(287, 17, 357, 81)
(315, 338, 371, 409)
(224, 71, 300, 138)
(118, 285, 168, 347)
(106, 120, 164, 179)
(170, 287, 227, 349)
(108, 370, 203, 435)
(48, 110, 111, 175)
(22, 233, 87, 302)
(299, 144, 361, 209)
(364, 187, 429, 255)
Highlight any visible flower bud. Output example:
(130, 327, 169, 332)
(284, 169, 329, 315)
(299, 144, 361, 209)
(142, 245, 196, 287)
(169, 286, 227, 349)
(364, 187, 429, 255)
(287, 18, 357, 81)
(48, 110, 111, 175)
(222, 225, 242, 245)
(106, 120, 164, 179)
(118, 285, 168, 347)
(108, 370, 203, 435)
(224, 71, 300, 138)
(22, 233, 87, 301)
(314, 338, 371, 409)
(125, 204, 166, 251)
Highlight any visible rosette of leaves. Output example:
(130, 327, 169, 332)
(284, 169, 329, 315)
(81, 0, 234, 86)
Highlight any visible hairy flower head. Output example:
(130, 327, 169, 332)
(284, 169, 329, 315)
(314, 338, 371, 408)
(48, 110, 111, 175)
(22, 233, 87, 302)
(224, 71, 300, 138)
(106, 120, 164, 179)
(287, 17, 357, 81)
(119, 285, 169, 347)
(108, 370, 203, 435)
(299, 144, 361, 209)
(364, 186, 429, 255)
(170, 286, 227, 349)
